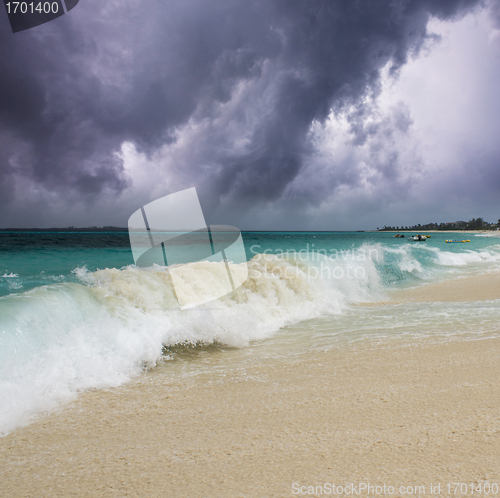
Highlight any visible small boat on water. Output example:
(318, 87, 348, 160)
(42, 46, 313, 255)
(409, 235, 429, 241)
(445, 239, 470, 243)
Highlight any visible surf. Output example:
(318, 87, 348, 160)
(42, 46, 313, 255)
(1, 235, 500, 435)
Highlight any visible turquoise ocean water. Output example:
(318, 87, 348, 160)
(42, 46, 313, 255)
(1, 230, 500, 434)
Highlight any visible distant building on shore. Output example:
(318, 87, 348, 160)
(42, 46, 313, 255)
(378, 217, 497, 231)
(445, 221, 467, 228)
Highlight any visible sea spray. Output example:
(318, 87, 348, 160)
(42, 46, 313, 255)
(0, 253, 357, 434)
(2, 234, 500, 435)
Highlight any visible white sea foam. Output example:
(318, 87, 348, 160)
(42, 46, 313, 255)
(430, 247, 500, 266)
(1, 273, 19, 278)
(1, 242, 500, 436)
(1, 253, 372, 435)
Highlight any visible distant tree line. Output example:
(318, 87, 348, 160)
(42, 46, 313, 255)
(377, 217, 500, 231)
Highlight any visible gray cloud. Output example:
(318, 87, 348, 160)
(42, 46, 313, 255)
(489, 0, 500, 27)
(0, 0, 485, 226)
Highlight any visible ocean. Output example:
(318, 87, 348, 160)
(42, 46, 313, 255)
(1, 230, 500, 436)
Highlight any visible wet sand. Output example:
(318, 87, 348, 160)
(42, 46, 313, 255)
(394, 270, 500, 303)
(1, 273, 500, 497)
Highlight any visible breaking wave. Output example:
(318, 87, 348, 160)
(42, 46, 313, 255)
(1, 241, 500, 435)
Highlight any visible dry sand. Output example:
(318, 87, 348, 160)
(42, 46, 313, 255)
(2, 273, 500, 498)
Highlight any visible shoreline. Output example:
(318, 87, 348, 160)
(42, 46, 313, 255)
(389, 270, 500, 303)
(376, 230, 499, 234)
(2, 270, 500, 497)
(1, 335, 500, 497)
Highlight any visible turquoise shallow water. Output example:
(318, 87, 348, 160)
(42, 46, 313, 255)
(2, 230, 499, 296)
(1, 230, 500, 435)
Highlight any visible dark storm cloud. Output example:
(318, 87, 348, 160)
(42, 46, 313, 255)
(0, 0, 482, 224)
(490, 0, 500, 26)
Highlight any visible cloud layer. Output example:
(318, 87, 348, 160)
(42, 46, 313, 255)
(0, 0, 497, 228)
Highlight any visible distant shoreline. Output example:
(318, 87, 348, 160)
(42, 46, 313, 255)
(0, 227, 128, 232)
(378, 229, 499, 234)
(0, 228, 498, 234)
(378, 228, 499, 232)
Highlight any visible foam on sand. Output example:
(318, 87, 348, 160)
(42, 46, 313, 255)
(2, 335, 500, 496)
(1, 253, 371, 435)
(1, 242, 500, 436)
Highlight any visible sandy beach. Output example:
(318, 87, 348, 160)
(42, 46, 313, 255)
(1, 273, 500, 497)
(392, 271, 500, 303)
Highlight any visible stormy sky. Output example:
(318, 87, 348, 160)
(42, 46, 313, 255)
(0, 0, 499, 229)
